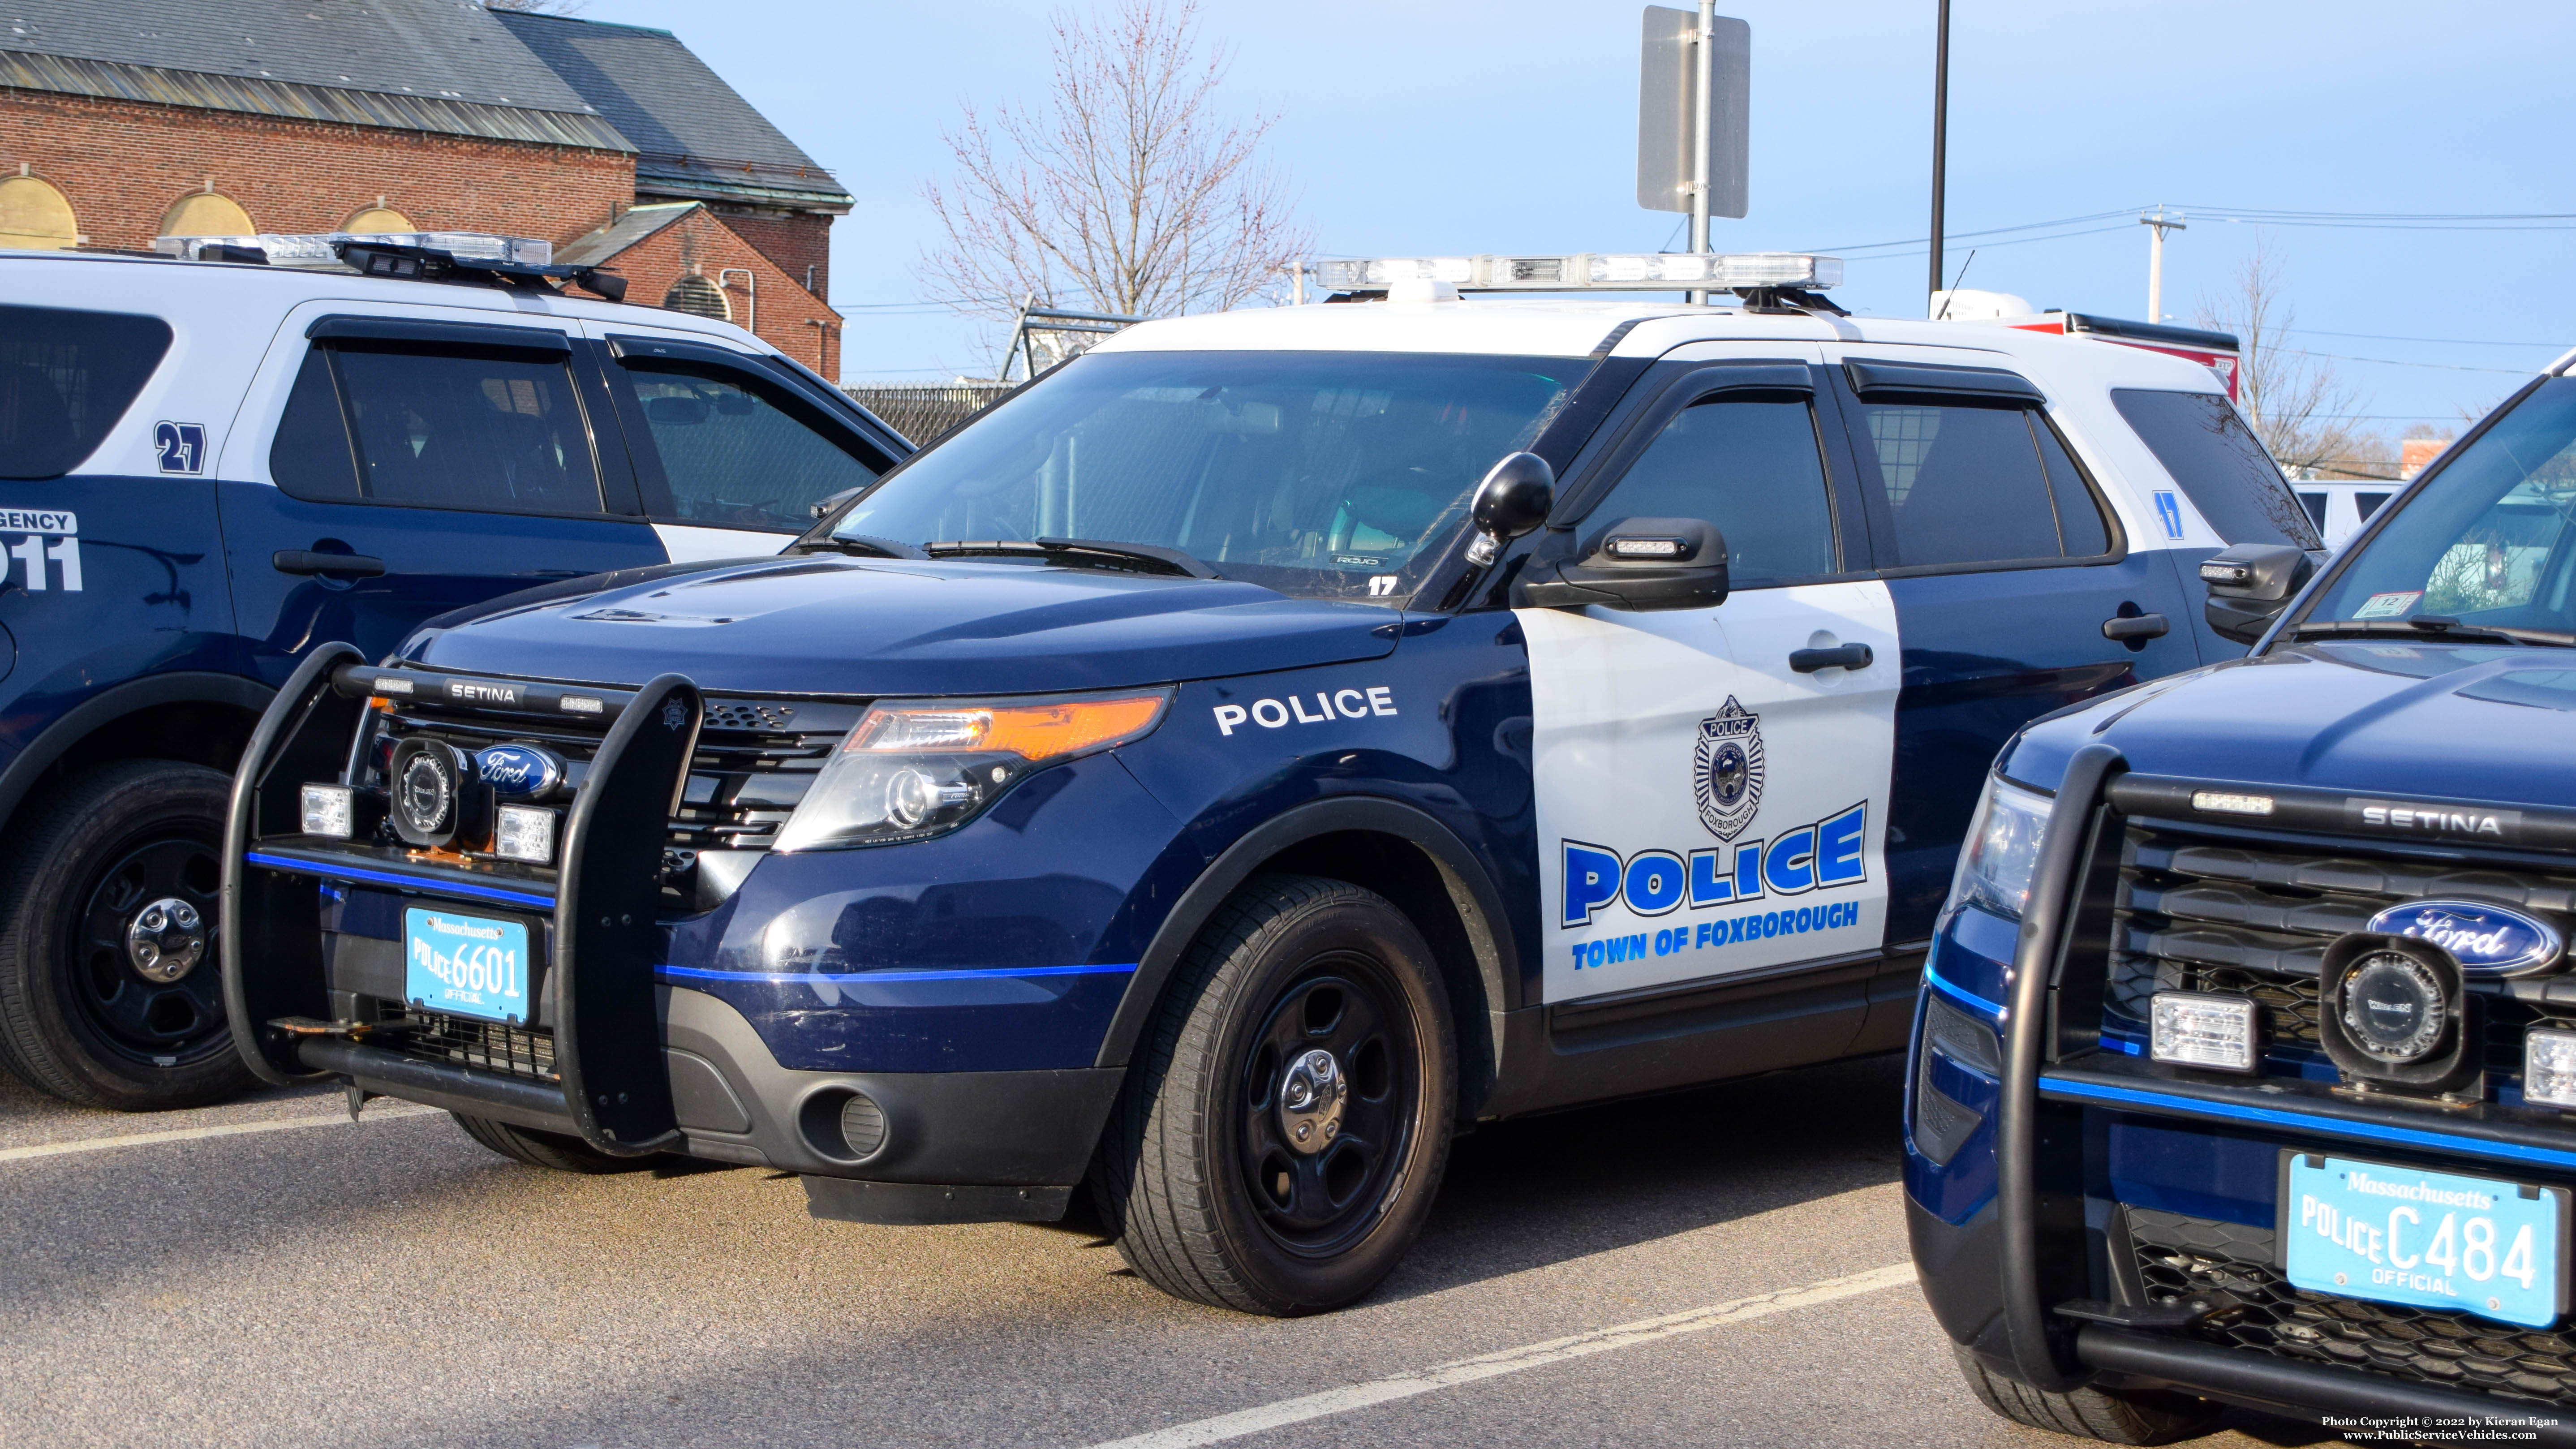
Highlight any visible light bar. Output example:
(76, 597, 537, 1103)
(155, 231, 553, 269)
(2150, 992, 2258, 1072)
(1312, 252, 1840, 294)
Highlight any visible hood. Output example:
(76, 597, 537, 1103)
(407, 555, 1399, 697)
(2007, 640, 2576, 811)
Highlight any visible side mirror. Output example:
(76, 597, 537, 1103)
(1517, 517, 1730, 612)
(2199, 542, 2320, 644)
(1464, 452, 1554, 565)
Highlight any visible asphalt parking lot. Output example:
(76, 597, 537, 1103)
(0, 1054, 2349, 1449)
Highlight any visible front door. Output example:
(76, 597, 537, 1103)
(1526, 347, 1899, 1008)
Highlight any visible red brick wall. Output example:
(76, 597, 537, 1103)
(702, 208, 834, 300)
(0, 87, 633, 250)
(605, 208, 842, 377)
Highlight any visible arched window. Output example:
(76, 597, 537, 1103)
(662, 274, 730, 320)
(159, 190, 255, 239)
(0, 175, 77, 250)
(342, 206, 414, 234)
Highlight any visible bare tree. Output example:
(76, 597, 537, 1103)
(920, 0, 1310, 368)
(2194, 235, 2378, 478)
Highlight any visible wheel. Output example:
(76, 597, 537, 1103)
(451, 1113, 658, 1174)
(1951, 1344, 2219, 1444)
(0, 761, 255, 1109)
(1094, 873, 1456, 1316)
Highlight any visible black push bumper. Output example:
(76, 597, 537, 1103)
(219, 647, 1119, 1222)
(2080, 1328, 2576, 1445)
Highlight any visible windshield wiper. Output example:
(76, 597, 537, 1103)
(921, 537, 1218, 579)
(792, 533, 925, 560)
(2288, 616, 2568, 646)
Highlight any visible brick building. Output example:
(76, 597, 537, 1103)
(0, 0, 853, 375)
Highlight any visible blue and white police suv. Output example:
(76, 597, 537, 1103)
(0, 232, 906, 1112)
(223, 251, 2318, 1315)
(1909, 353, 2576, 1440)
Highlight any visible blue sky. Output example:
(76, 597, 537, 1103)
(573, 0, 2574, 432)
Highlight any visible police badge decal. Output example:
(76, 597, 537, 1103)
(1694, 697, 1765, 841)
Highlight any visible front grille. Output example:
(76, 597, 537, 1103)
(2106, 820, 2576, 1092)
(385, 1007, 558, 1082)
(2129, 1206, 2576, 1406)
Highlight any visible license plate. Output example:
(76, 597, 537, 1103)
(2280, 1152, 2568, 1328)
(404, 906, 534, 1024)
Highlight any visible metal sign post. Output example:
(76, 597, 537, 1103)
(1637, 6, 1750, 301)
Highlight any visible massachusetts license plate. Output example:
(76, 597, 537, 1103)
(404, 906, 534, 1024)
(2280, 1152, 2568, 1328)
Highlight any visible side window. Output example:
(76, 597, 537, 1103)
(1843, 396, 2102, 568)
(2110, 388, 2323, 548)
(0, 303, 173, 480)
(268, 343, 606, 515)
(616, 363, 881, 531)
(1587, 395, 1838, 585)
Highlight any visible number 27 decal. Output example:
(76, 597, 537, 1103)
(155, 421, 206, 475)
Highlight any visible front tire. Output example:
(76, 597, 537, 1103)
(1952, 1345, 2219, 1444)
(451, 1113, 658, 1174)
(1095, 873, 1456, 1316)
(0, 761, 254, 1109)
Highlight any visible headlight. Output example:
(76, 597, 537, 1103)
(1950, 776, 2054, 920)
(774, 689, 1171, 851)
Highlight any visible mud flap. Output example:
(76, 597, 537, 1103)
(555, 672, 701, 1156)
(221, 642, 366, 1085)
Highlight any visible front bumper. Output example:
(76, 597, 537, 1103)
(220, 649, 1122, 1222)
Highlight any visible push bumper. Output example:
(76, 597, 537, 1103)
(220, 647, 1120, 1223)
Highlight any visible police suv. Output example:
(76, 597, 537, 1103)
(0, 233, 907, 1110)
(1911, 350, 2576, 1440)
(222, 252, 2316, 1315)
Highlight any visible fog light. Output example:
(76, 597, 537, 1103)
(2527, 1030, 2576, 1109)
(2150, 992, 2258, 1072)
(493, 805, 556, 864)
(301, 783, 353, 838)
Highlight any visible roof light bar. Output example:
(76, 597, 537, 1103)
(1312, 252, 1840, 294)
(154, 231, 554, 269)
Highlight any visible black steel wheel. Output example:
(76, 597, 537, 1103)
(0, 761, 255, 1109)
(1095, 873, 1455, 1316)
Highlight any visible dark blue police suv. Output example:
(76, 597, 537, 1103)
(224, 279, 2308, 1315)
(1912, 351, 2576, 1440)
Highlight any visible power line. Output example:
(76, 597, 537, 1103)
(2279, 348, 2537, 376)
(2284, 327, 2571, 348)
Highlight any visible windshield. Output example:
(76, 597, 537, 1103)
(831, 349, 1580, 601)
(2306, 377, 2576, 634)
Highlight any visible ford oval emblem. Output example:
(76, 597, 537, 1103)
(2366, 899, 2565, 978)
(475, 743, 566, 800)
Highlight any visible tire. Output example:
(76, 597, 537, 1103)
(0, 761, 255, 1110)
(1951, 1344, 2219, 1445)
(451, 1113, 658, 1174)
(1094, 873, 1456, 1316)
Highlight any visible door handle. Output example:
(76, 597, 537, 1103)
(2101, 613, 2170, 641)
(273, 550, 387, 578)
(1789, 642, 1873, 673)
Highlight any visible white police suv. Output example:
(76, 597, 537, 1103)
(0, 232, 906, 1110)
(223, 251, 2320, 1314)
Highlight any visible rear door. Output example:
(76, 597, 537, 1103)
(582, 324, 900, 563)
(1819, 348, 2199, 945)
(218, 304, 667, 681)
(1524, 344, 1900, 1041)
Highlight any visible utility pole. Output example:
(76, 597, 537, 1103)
(1927, 0, 1950, 316)
(1689, 0, 1716, 303)
(2140, 205, 2186, 321)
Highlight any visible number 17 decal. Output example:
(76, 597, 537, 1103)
(155, 421, 206, 474)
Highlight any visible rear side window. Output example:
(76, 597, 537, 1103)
(269, 344, 606, 515)
(2111, 389, 2322, 548)
(1840, 398, 2112, 568)
(0, 304, 173, 480)
(614, 361, 880, 531)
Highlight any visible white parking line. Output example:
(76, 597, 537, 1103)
(1081, 1260, 1918, 1449)
(0, 1103, 440, 1163)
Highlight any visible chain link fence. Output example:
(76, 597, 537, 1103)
(843, 382, 1014, 448)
